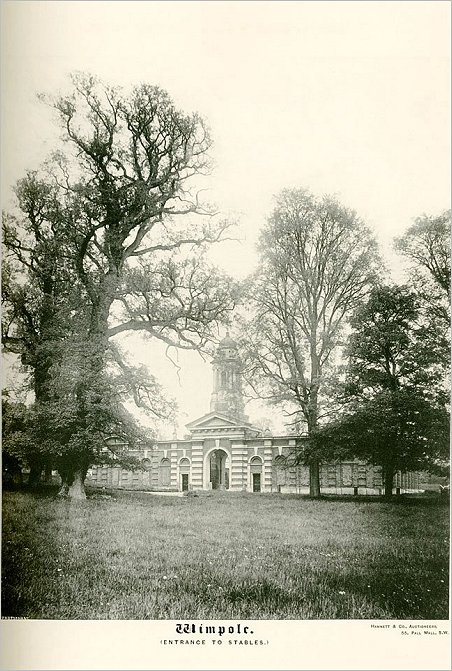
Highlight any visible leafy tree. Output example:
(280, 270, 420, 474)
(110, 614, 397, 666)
(26, 341, 154, 496)
(2, 174, 82, 484)
(240, 188, 381, 496)
(2, 393, 30, 486)
(317, 285, 449, 497)
(2, 175, 78, 401)
(3, 73, 237, 498)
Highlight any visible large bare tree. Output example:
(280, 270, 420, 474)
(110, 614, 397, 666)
(394, 210, 450, 301)
(395, 211, 451, 351)
(3, 73, 237, 498)
(241, 188, 381, 497)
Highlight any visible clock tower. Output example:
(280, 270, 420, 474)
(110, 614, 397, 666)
(209, 334, 245, 420)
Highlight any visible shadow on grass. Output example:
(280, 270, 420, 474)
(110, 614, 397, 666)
(318, 493, 450, 508)
(3, 480, 448, 508)
(320, 555, 449, 620)
(158, 556, 449, 620)
(2, 482, 61, 498)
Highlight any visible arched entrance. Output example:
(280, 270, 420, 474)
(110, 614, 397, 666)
(179, 457, 190, 492)
(249, 456, 263, 492)
(209, 449, 230, 490)
(159, 458, 171, 487)
(274, 455, 287, 492)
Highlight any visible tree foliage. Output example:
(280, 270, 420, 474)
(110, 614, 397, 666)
(316, 285, 450, 496)
(2, 173, 80, 401)
(2, 393, 31, 480)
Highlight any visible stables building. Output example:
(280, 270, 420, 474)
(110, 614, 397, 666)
(88, 336, 421, 495)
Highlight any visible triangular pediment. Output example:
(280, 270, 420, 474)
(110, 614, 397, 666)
(186, 412, 242, 430)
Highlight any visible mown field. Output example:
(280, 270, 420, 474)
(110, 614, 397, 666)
(1, 488, 449, 620)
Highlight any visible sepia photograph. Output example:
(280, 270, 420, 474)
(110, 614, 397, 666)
(1, 1, 450, 669)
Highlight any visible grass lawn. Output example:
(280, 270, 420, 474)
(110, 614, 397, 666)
(1, 488, 449, 620)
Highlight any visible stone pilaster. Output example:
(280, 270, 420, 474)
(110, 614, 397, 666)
(230, 442, 248, 490)
(170, 444, 178, 488)
(191, 441, 204, 490)
(263, 440, 273, 492)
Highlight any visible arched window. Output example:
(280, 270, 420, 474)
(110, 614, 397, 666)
(221, 371, 227, 388)
(159, 458, 171, 486)
(141, 458, 152, 471)
(274, 455, 287, 486)
(179, 458, 190, 473)
(250, 456, 263, 473)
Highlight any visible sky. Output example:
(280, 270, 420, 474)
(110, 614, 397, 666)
(1, 1, 450, 436)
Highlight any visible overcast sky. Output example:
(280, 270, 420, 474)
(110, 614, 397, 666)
(2, 1, 450, 435)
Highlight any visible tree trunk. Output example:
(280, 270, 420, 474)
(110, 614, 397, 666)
(43, 462, 52, 483)
(309, 460, 321, 498)
(307, 343, 321, 498)
(67, 469, 87, 500)
(57, 472, 69, 497)
(28, 463, 42, 488)
(384, 465, 394, 499)
(307, 387, 321, 498)
(57, 482, 69, 497)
